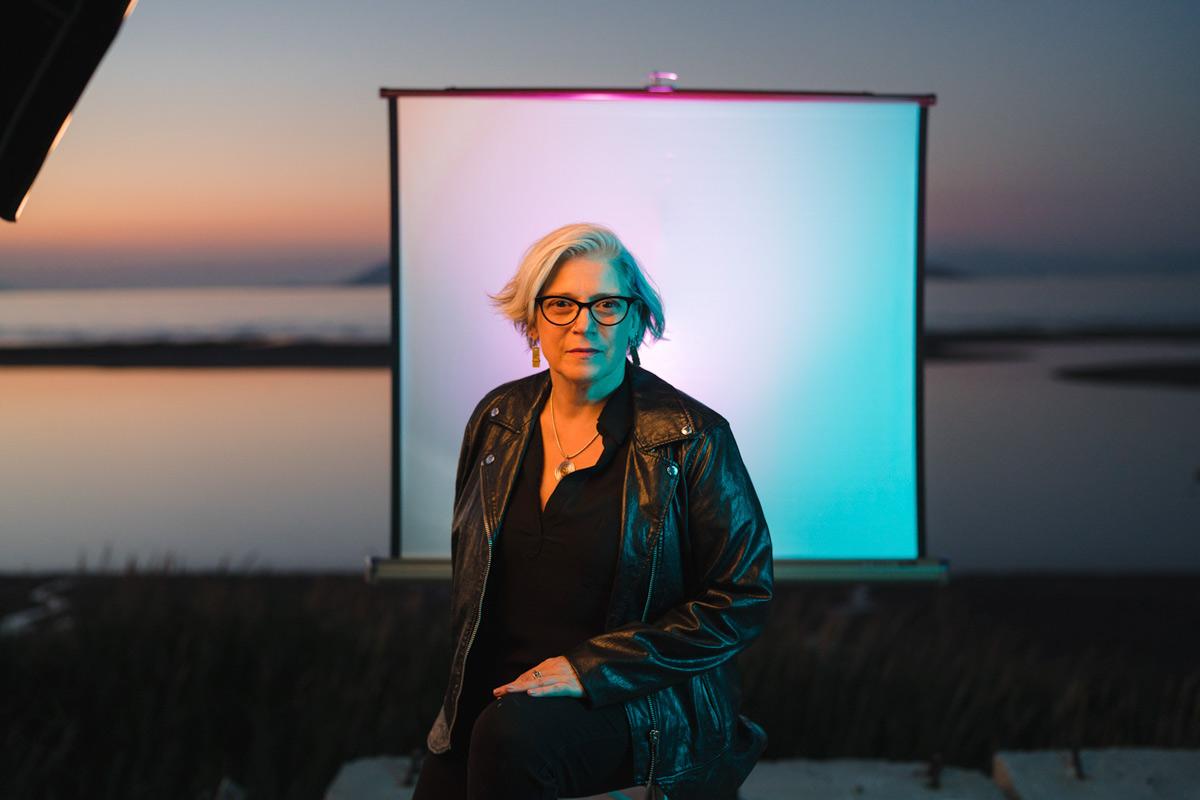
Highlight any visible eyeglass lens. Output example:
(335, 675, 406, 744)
(541, 297, 630, 325)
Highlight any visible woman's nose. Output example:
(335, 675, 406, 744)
(572, 307, 598, 334)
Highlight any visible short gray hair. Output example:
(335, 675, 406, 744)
(490, 222, 666, 362)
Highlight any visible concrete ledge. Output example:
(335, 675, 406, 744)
(326, 750, 1200, 799)
(325, 757, 416, 800)
(740, 757, 1004, 799)
(323, 756, 646, 799)
(992, 748, 1200, 800)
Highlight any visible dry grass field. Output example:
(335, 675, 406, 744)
(2, 571, 1197, 799)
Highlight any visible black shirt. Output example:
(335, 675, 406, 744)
(473, 364, 634, 699)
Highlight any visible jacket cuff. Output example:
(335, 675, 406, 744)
(563, 645, 612, 709)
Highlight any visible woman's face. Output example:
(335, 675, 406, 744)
(534, 256, 635, 390)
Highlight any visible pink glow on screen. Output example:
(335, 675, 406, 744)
(381, 88, 936, 106)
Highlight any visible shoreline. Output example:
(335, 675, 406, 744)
(0, 341, 390, 368)
(0, 327, 1197, 370)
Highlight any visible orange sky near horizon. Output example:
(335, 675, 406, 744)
(3, 1, 1197, 288)
(8, 112, 388, 252)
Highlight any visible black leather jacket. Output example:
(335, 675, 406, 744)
(426, 364, 774, 799)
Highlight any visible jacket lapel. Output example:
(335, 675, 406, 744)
(479, 372, 549, 542)
(603, 366, 695, 628)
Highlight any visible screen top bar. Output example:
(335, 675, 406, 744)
(379, 87, 937, 106)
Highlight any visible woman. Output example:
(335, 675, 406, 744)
(413, 223, 774, 800)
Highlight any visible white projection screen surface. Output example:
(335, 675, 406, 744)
(387, 89, 930, 564)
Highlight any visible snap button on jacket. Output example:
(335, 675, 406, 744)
(426, 364, 774, 799)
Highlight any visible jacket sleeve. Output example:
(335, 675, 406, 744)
(564, 421, 774, 708)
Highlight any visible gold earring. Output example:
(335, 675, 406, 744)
(531, 343, 540, 368)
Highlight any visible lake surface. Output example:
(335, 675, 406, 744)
(923, 339, 1200, 572)
(0, 369, 389, 573)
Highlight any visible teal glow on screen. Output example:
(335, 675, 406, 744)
(395, 95, 921, 561)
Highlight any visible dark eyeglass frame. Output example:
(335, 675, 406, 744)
(534, 295, 639, 326)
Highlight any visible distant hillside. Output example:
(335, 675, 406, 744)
(346, 261, 390, 285)
(924, 261, 972, 280)
(925, 249, 1200, 279)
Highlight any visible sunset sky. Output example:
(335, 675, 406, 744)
(2, 0, 1198, 288)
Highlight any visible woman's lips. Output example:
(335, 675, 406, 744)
(567, 348, 601, 356)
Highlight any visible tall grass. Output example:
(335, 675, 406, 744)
(1, 572, 1197, 799)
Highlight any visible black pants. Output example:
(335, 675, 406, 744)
(412, 690, 636, 800)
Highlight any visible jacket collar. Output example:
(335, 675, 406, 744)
(485, 362, 699, 451)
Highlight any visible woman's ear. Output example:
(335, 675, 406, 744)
(627, 305, 643, 350)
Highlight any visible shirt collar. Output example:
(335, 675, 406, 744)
(595, 361, 634, 449)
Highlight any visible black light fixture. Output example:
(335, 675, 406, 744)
(0, 0, 136, 222)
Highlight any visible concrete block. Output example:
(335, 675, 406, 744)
(323, 755, 646, 799)
(992, 748, 1200, 800)
(325, 757, 415, 800)
(739, 758, 1006, 800)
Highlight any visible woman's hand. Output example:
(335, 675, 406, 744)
(493, 656, 584, 699)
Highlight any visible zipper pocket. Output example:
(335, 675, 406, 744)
(640, 521, 662, 625)
(646, 694, 660, 788)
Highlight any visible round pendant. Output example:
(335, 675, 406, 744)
(554, 459, 575, 481)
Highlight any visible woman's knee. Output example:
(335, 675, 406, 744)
(470, 692, 566, 770)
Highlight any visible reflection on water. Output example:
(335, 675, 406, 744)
(0, 368, 389, 572)
(2, 342, 1199, 573)
(924, 340, 1200, 572)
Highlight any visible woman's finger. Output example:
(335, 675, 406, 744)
(493, 658, 582, 697)
(528, 681, 564, 696)
(492, 670, 545, 695)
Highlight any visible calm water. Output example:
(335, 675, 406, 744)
(1, 278, 1198, 572)
(924, 340, 1200, 572)
(0, 369, 390, 572)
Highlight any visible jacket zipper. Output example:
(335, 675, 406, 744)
(643, 517, 663, 789)
(449, 463, 494, 742)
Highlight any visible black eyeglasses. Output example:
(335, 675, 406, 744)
(535, 295, 638, 326)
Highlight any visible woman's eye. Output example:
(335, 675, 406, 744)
(548, 299, 573, 309)
(597, 299, 618, 310)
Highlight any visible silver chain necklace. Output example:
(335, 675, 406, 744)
(549, 386, 602, 481)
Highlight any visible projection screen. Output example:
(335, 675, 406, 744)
(382, 87, 933, 570)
